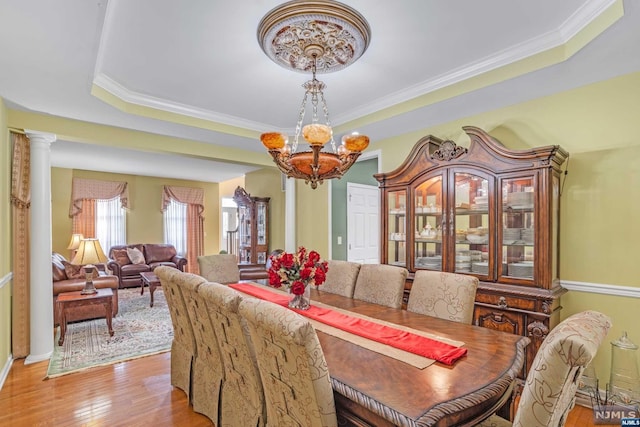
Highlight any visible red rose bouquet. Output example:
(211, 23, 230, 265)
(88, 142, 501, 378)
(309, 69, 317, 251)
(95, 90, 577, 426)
(267, 246, 328, 296)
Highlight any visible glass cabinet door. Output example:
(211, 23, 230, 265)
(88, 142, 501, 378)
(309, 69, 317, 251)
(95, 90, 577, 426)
(238, 204, 252, 263)
(387, 190, 406, 267)
(501, 176, 535, 280)
(453, 172, 490, 276)
(256, 202, 267, 245)
(414, 176, 443, 271)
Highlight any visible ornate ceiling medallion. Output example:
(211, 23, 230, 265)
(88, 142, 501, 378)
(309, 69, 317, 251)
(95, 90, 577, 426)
(257, 0, 371, 74)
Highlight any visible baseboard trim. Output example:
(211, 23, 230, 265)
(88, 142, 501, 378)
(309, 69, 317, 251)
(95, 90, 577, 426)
(561, 280, 640, 298)
(0, 354, 13, 392)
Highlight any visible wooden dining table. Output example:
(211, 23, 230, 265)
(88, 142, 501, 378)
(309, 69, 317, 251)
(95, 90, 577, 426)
(301, 286, 530, 427)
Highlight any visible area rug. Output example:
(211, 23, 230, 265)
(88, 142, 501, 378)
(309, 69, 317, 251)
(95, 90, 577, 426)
(46, 287, 173, 378)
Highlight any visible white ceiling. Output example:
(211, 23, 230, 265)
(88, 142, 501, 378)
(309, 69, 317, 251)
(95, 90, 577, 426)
(1, 0, 639, 183)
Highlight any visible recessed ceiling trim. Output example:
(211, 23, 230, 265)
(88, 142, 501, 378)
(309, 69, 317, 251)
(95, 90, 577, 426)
(92, 73, 284, 134)
(331, 0, 623, 126)
(91, 0, 621, 136)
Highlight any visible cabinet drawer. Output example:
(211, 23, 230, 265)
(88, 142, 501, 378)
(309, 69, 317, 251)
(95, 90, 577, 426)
(475, 292, 536, 312)
(473, 306, 525, 336)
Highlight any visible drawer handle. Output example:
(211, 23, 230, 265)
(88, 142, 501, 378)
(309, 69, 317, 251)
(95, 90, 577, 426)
(498, 296, 508, 309)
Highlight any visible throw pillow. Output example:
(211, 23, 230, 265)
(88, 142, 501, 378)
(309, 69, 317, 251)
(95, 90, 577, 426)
(112, 248, 131, 266)
(62, 261, 99, 280)
(127, 247, 146, 265)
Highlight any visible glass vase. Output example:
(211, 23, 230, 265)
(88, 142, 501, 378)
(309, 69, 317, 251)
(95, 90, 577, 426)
(288, 285, 311, 310)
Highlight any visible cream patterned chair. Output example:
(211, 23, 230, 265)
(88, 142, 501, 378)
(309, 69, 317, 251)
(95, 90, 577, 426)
(477, 310, 611, 427)
(198, 281, 266, 427)
(197, 253, 240, 284)
(155, 266, 198, 400)
(178, 275, 224, 424)
(317, 260, 361, 298)
(407, 270, 478, 324)
(239, 297, 337, 427)
(353, 264, 408, 309)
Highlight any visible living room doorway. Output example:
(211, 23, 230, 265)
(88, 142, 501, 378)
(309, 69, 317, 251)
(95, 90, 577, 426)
(221, 197, 238, 256)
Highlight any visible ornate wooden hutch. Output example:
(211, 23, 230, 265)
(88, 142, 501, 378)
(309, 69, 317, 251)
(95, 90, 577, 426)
(374, 126, 569, 376)
(233, 186, 270, 269)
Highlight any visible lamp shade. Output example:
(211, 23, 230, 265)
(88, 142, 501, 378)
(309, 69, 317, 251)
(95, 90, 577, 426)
(66, 233, 84, 250)
(71, 238, 108, 265)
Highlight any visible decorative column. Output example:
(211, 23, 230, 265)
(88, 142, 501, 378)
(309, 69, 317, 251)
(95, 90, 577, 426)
(24, 130, 56, 364)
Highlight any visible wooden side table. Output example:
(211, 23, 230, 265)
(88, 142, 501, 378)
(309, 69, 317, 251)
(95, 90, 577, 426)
(140, 271, 161, 307)
(56, 288, 114, 346)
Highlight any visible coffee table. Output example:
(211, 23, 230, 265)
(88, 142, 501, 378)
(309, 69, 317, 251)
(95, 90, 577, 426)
(140, 271, 161, 307)
(56, 288, 114, 346)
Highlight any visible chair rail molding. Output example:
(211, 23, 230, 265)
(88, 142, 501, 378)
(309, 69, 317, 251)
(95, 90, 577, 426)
(561, 280, 640, 298)
(0, 272, 12, 289)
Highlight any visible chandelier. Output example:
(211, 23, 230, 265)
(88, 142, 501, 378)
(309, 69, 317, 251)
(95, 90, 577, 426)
(257, 0, 372, 189)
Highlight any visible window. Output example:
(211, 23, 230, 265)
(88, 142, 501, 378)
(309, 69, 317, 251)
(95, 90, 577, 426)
(164, 198, 187, 256)
(95, 196, 127, 252)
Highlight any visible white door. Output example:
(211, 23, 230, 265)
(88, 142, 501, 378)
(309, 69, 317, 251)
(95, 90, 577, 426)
(347, 183, 379, 263)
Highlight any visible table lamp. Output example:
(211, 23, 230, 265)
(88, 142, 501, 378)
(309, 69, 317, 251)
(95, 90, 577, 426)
(66, 233, 84, 259)
(71, 238, 108, 295)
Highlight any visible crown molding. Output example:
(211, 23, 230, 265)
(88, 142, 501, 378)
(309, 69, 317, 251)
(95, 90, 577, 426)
(92, 0, 620, 133)
(332, 0, 622, 125)
(92, 73, 285, 134)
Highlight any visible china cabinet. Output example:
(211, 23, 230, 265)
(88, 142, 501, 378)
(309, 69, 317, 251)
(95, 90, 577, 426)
(233, 186, 270, 267)
(375, 126, 569, 376)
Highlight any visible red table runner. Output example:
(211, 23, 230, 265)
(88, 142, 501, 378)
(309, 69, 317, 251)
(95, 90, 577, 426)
(229, 283, 467, 365)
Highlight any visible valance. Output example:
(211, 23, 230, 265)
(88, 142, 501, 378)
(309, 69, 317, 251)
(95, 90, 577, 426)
(69, 178, 129, 217)
(161, 185, 204, 218)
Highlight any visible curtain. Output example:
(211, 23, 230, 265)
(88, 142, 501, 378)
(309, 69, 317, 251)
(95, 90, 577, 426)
(72, 198, 96, 238)
(69, 177, 128, 217)
(162, 186, 204, 274)
(96, 197, 127, 252)
(163, 199, 187, 257)
(10, 132, 30, 357)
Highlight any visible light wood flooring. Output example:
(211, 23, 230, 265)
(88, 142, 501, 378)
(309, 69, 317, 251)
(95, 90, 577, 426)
(0, 352, 608, 426)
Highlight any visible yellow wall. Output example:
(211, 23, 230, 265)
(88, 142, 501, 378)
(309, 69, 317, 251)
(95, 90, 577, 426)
(51, 168, 221, 256)
(0, 97, 12, 370)
(245, 168, 286, 253)
(295, 180, 330, 257)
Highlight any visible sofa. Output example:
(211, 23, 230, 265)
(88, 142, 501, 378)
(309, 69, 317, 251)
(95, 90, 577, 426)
(52, 252, 119, 326)
(107, 243, 187, 288)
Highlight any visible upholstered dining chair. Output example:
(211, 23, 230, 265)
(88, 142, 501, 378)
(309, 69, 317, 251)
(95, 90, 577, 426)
(353, 263, 408, 309)
(154, 266, 198, 400)
(178, 273, 224, 424)
(238, 297, 338, 427)
(476, 310, 612, 427)
(407, 270, 478, 324)
(198, 281, 266, 427)
(197, 253, 240, 284)
(317, 260, 361, 298)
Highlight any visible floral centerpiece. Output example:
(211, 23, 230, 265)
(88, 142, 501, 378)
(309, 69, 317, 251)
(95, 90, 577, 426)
(267, 246, 328, 310)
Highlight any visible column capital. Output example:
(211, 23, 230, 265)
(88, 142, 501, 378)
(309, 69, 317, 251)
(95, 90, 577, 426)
(24, 129, 56, 146)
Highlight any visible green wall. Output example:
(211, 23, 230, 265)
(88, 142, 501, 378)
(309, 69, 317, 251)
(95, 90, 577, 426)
(0, 97, 12, 375)
(331, 158, 379, 260)
(51, 168, 221, 257)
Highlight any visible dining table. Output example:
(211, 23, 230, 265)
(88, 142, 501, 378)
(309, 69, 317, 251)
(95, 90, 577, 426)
(240, 280, 530, 427)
